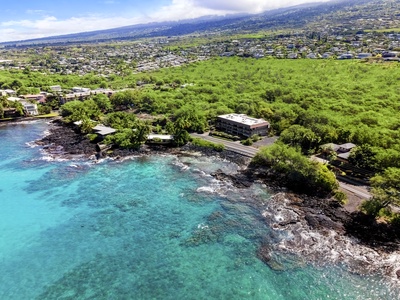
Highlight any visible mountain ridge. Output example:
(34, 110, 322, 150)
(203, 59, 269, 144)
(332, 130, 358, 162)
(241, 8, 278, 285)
(0, 0, 390, 47)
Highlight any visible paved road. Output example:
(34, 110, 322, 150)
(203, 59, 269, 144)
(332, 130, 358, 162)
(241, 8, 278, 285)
(191, 133, 258, 157)
(191, 133, 372, 199)
(338, 182, 371, 199)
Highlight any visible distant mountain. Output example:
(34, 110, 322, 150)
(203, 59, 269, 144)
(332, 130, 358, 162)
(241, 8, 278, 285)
(0, 0, 388, 47)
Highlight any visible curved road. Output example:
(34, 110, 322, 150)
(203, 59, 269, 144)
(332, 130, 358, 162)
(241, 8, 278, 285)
(191, 133, 371, 199)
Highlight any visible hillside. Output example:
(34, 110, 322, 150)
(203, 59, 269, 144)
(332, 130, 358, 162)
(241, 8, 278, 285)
(3, 0, 400, 47)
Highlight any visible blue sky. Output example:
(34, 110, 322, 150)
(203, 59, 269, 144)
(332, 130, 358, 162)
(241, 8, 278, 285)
(0, 0, 330, 42)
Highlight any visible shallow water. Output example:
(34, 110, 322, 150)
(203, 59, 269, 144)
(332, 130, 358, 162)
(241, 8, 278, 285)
(0, 121, 397, 299)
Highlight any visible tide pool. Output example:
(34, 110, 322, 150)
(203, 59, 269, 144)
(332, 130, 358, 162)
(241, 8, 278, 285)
(0, 121, 397, 299)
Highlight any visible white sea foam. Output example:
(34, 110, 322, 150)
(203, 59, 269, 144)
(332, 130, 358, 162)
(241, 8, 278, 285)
(195, 179, 233, 198)
(197, 223, 209, 230)
(25, 141, 38, 148)
(39, 155, 68, 162)
(196, 186, 215, 193)
(172, 159, 190, 171)
(263, 192, 400, 285)
(42, 129, 51, 136)
(8, 120, 40, 125)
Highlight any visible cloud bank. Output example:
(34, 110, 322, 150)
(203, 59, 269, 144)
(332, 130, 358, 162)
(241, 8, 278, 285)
(0, 0, 329, 43)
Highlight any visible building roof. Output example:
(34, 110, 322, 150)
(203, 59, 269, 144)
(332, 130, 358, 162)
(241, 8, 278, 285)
(321, 143, 340, 152)
(93, 124, 117, 136)
(218, 114, 269, 128)
(7, 96, 22, 102)
(339, 143, 356, 151)
(337, 152, 351, 160)
(147, 134, 174, 140)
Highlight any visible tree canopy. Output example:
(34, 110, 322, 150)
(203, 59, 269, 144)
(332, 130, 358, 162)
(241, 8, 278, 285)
(253, 143, 338, 196)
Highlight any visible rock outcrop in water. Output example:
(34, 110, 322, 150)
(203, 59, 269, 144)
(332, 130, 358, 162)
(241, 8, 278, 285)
(260, 193, 400, 282)
(210, 165, 400, 283)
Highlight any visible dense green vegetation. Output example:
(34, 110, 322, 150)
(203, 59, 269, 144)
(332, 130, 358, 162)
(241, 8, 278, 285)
(103, 112, 151, 149)
(2, 57, 400, 216)
(4, 58, 400, 159)
(0, 70, 110, 92)
(362, 167, 400, 219)
(115, 58, 399, 172)
(190, 137, 225, 152)
(4, 57, 400, 171)
(253, 143, 338, 196)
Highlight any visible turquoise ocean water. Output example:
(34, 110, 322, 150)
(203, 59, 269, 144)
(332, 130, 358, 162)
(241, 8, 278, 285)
(0, 120, 397, 299)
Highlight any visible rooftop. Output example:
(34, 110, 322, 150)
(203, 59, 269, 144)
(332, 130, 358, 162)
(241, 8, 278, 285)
(147, 134, 174, 140)
(93, 124, 117, 136)
(218, 114, 269, 126)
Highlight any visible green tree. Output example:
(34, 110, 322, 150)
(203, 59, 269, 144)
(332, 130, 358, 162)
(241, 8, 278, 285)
(38, 104, 51, 115)
(10, 79, 23, 90)
(80, 118, 95, 134)
(279, 125, 321, 152)
(174, 104, 208, 133)
(253, 143, 338, 195)
(166, 120, 190, 147)
(9, 101, 24, 116)
(60, 100, 101, 123)
(104, 111, 138, 129)
(104, 120, 150, 149)
(92, 94, 112, 112)
(362, 168, 400, 217)
(110, 90, 139, 110)
(348, 144, 377, 171)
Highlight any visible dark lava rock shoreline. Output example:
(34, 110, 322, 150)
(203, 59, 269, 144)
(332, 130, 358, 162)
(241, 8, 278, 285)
(36, 119, 251, 164)
(37, 119, 400, 283)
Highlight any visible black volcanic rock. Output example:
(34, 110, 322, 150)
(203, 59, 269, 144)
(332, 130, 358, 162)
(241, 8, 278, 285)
(37, 119, 96, 157)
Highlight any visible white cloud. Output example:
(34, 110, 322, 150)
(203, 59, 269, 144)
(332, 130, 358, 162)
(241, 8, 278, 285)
(192, 0, 329, 13)
(0, 0, 330, 43)
(0, 16, 142, 42)
(26, 9, 48, 15)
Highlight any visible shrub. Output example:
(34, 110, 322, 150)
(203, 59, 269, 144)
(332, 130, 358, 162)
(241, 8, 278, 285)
(334, 191, 347, 204)
(191, 137, 225, 152)
(251, 134, 261, 142)
(209, 131, 240, 141)
(360, 199, 385, 216)
(241, 138, 253, 146)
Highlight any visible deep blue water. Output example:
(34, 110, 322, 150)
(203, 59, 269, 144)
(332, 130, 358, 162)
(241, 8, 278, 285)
(0, 120, 397, 299)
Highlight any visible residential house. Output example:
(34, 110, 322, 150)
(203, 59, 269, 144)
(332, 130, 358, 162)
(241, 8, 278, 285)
(50, 85, 62, 92)
(21, 94, 46, 103)
(7, 96, 39, 116)
(4, 89, 16, 95)
(22, 102, 39, 116)
(336, 143, 357, 161)
(72, 87, 91, 93)
(147, 134, 174, 145)
(357, 53, 372, 59)
(338, 53, 354, 59)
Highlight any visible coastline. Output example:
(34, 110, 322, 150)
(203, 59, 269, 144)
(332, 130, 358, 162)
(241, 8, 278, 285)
(36, 119, 400, 284)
